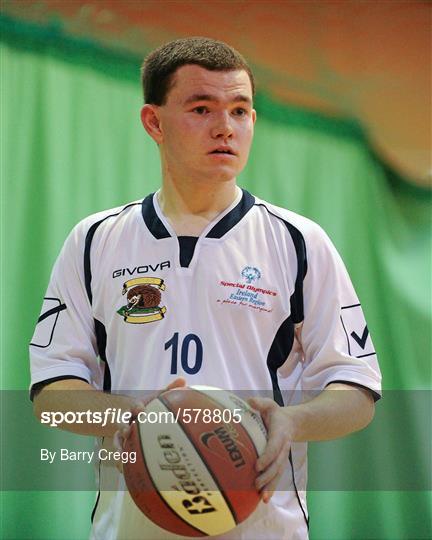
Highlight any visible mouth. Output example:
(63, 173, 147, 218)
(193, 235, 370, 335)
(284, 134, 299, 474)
(209, 147, 236, 156)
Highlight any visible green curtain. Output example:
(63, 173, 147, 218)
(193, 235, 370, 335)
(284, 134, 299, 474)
(1, 18, 430, 540)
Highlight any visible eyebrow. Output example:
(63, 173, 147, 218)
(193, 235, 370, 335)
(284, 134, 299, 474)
(183, 94, 252, 106)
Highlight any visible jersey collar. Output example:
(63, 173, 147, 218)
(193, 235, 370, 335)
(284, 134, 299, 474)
(141, 188, 255, 240)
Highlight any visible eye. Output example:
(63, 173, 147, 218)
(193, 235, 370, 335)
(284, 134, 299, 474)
(232, 107, 248, 116)
(193, 106, 209, 115)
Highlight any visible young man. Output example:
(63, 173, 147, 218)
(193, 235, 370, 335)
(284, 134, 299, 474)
(30, 37, 381, 539)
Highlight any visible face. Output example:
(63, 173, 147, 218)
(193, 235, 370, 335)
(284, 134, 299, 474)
(141, 64, 256, 184)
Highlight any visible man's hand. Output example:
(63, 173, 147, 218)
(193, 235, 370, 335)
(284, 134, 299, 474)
(248, 384, 375, 503)
(248, 397, 292, 504)
(113, 377, 187, 472)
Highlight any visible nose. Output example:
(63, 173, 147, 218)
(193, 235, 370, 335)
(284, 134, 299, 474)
(210, 111, 233, 139)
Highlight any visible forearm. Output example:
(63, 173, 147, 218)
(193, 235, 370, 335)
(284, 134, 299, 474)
(285, 383, 375, 442)
(33, 379, 139, 437)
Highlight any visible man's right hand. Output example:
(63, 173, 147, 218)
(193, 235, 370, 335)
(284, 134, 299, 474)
(113, 377, 187, 472)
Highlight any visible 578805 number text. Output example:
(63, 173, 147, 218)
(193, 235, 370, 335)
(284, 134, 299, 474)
(177, 408, 242, 424)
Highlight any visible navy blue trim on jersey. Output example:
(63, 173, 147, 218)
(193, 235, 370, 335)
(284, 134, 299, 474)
(339, 315, 352, 355)
(289, 450, 310, 528)
(30, 297, 66, 349)
(94, 319, 111, 392)
(90, 484, 101, 523)
(178, 236, 199, 268)
(84, 223, 102, 305)
(258, 202, 309, 530)
(94, 319, 107, 362)
(255, 203, 308, 323)
(83, 204, 140, 392)
(30, 375, 88, 401)
(356, 352, 377, 359)
(141, 194, 170, 239)
(266, 317, 309, 531)
(37, 302, 67, 323)
(206, 189, 255, 238)
(91, 438, 103, 524)
(327, 380, 381, 402)
(261, 201, 308, 406)
(341, 303, 361, 310)
(267, 316, 295, 406)
(142, 189, 255, 240)
(286, 223, 307, 323)
(84, 203, 141, 304)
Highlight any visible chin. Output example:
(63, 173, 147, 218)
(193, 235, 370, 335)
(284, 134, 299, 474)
(213, 173, 238, 184)
(209, 165, 241, 183)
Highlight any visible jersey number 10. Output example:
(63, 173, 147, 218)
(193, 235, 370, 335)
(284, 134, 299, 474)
(165, 332, 203, 375)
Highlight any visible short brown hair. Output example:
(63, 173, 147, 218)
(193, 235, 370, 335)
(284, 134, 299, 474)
(141, 37, 255, 105)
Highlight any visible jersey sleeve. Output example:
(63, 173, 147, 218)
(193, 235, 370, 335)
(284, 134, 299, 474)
(299, 225, 382, 400)
(29, 220, 104, 396)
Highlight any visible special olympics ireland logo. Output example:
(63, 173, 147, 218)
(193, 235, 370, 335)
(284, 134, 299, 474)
(241, 266, 261, 284)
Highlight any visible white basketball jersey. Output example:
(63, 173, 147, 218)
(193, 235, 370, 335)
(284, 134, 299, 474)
(30, 188, 381, 539)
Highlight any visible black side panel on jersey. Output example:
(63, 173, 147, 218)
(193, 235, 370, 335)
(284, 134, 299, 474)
(285, 221, 308, 324)
(206, 189, 255, 238)
(84, 203, 140, 391)
(256, 203, 309, 530)
(95, 318, 110, 392)
(255, 203, 308, 381)
(267, 316, 295, 406)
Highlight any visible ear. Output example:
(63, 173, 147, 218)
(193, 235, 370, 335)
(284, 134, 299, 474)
(251, 109, 257, 125)
(140, 105, 163, 144)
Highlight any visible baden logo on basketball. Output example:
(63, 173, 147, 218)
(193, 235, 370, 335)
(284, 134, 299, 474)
(157, 434, 211, 494)
(123, 386, 268, 537)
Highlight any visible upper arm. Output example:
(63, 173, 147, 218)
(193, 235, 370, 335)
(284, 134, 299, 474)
(29, 221, 104, 398)
(299, 226, 382, 400)
(32, 377, 96, 419)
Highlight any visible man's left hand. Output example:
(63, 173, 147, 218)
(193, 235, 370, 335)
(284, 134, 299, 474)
(248, 397, 292, 504)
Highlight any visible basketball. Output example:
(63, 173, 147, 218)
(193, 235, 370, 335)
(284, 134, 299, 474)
(123, 385, 267, 537)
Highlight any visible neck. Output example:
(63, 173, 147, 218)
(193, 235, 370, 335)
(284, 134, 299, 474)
(158, 174, 238, 236)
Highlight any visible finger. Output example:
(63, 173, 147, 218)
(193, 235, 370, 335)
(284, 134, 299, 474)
(256, 429, 286, 472)
(261, 469, 283, 503)
(256, 444, 289, 490)
(135, 378, 186, 410)
(131, 379, 187, 417)
(260, 462, 286, 503)
(256, 456, 281, 491)
(262, 488, 274, 504)
(248, 397, 277, 414)
(261, 443, 291, 503)
(114, 422, 131, 451)
(130, 403, 146, 417)
(247, 398, 278, 430)
(113, 430, 123, 452)
(166, 377, 187, 391)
